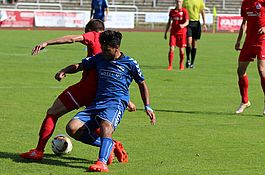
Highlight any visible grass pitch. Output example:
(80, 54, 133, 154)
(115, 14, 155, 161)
(1, 29, 265, 175)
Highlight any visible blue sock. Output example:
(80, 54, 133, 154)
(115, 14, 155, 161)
(79, 131, 101, 147)
(98, 137, 114, 164)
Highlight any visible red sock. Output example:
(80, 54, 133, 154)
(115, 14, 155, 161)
(94, 128, 101, 136)
(260, 76, 265, 96)
(36, 114, 58, 152)
(179, 52, 184, 65)
(168, 51, 174, 67)
(238, 75, 248, 104)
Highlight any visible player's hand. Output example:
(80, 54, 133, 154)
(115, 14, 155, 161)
(127, 101, 136, 112)
(32, 42, 48, 55)
(179, 24, 185, 29)
(258, 27, 265, 35)
(146, 110, 156, 125)
(164, 33, 167, 40)
(235, 41, 241, 51)
(145, 105, 156, 125)
(202, 24, 207, 32)
(55, 71, 66, 81)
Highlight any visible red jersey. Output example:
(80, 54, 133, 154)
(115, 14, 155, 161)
(169, 8, 189, 34)
(81, 31, 102, 57)
(241, 0, 265, 42)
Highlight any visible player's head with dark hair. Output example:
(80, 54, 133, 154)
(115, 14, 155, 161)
(99, 30, 123, 60)
(99, 30, 122, 48)
(85, 19, 105, 33)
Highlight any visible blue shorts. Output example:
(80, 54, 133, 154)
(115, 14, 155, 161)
(73, 101, 126, 130)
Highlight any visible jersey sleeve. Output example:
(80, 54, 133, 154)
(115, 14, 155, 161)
(82, 56, 96, 70)
(104, 0, 108, 7)
(81, 32, 93, 46)
(130, 59, 145, 84)
(200, 0, 205, 11)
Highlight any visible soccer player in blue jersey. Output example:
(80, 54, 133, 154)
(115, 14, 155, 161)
(90, 0, 109, 22)
(55, 30, 156, 172)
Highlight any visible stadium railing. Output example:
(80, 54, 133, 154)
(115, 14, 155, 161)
(15, 2, 62, 10)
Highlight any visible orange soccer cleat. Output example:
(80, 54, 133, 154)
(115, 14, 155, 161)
(20, 149, 44, 160)
(179, 64, 185, 70)
(114, 140, 128, 163)
(88, 161, 109, 172)
(167, 65, 173, 71)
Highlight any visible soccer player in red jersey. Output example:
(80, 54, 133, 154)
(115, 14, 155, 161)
(20, 19, 132, 162)
(235, 0, 265, 114)
(164, 0, 189, 71)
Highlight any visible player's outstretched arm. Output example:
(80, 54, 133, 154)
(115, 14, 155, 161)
(54, 63, 83, 81)
(32, 35, 84, 56)
(137, 81, 156, 125)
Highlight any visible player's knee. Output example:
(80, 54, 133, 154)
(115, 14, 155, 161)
(100, 121, 113, 137)
(66, 119, 84, 140)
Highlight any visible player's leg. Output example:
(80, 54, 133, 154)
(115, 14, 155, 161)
(20, 97, 70, 160)
(88, 119, 113, 172)
(190, 39, 197, 68)
(236, 61, 251, 114)
(36, 98, 69, 151)
(179, 47, 185, 70)
(190, 21, 201, 68)
(89, 103, 127, 172)
(186, 22, 192, 68)
(168, 34, 176, 70)
(257, 59, 265, 114)
(66, 114, 101, 147)
(176, 33, 186, 70)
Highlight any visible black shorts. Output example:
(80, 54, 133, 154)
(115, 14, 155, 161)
(187, 21, 201, 40)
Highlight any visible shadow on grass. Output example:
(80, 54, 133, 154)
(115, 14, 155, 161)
(138, 108, 264, 118)
(0, 151, 94, 171)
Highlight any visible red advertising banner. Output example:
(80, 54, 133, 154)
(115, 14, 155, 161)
(217, 15, 243, 31)
(0, 10, 34, 27)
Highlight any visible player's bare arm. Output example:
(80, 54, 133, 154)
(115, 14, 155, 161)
(104, 8, 109, 22)
(55, 63, 83, 81)
(235, 18, 247, 51)
(32, 35, 84, 56)
(137, 81, 156, 125)
(201, 10, 207, 32)
(164, 18, 172, 40)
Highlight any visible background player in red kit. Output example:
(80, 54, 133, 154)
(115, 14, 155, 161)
(164, 0, 189, 71)
(235, 0, 265, 114)
(20, 19, 132, 163)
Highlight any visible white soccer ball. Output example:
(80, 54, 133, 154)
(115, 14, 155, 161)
(51, 134, 73, 155)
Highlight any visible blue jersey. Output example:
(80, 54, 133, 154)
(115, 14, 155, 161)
(82, 53, 144, 108)
(91, 0, 108, 21)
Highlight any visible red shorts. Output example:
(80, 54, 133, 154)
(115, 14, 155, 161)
(169, 33, 187, 48)
(58, 69, 97, 111)
(239, 39, 265, 62)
